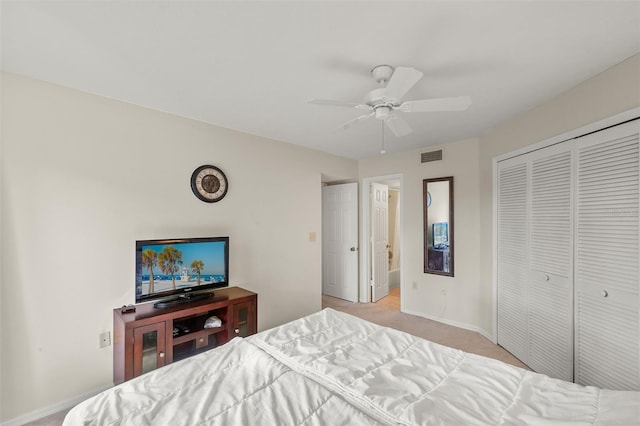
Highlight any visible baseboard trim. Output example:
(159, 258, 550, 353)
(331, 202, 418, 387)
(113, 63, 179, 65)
(401, 307, 494, 343)
(1, 384, 111, 426)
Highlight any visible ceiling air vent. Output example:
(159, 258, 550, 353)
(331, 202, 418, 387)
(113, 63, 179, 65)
(421, 149, 443, 163)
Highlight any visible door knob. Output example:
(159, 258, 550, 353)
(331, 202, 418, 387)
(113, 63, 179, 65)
(350, 247, 358, 252)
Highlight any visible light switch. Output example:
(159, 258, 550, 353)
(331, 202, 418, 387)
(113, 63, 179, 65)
(100, 331, 111, 348)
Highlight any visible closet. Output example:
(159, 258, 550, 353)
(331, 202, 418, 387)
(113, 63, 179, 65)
(496, 119, 639, 391)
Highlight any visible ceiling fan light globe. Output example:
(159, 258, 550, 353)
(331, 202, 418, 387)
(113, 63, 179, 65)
(375, 106, 391, 120)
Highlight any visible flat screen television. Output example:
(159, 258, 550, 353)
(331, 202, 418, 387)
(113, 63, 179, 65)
(135, 236, 229, 305)
(432, 222, 449, 249)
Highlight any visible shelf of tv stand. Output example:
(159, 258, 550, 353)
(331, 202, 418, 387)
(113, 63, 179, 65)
(172, 325, 225, 362)
(113, 286, 257, 384)
(172, 326, 224, 346)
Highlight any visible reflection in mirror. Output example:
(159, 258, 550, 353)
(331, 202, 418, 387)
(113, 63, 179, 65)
(423, 177, 454, 276)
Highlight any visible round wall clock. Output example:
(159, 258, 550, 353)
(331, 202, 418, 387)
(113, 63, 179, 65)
(190, 165, 228, 203)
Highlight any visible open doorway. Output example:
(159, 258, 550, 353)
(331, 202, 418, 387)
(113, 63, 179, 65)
(361, 174, 403, 311)
(386, 186, 401, 309)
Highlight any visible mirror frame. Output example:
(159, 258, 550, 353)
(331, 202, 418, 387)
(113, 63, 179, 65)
(423, 176, 454, 277)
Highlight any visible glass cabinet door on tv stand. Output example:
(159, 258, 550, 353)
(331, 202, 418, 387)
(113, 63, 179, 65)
(133, 322, 167, 376)
(231, 300, 256, 338)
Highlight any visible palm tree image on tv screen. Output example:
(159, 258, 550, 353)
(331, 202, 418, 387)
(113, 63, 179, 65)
(138, 241, 227, 297)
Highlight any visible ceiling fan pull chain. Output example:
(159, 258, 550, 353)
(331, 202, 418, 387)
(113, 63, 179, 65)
(380, 120, 387, 154)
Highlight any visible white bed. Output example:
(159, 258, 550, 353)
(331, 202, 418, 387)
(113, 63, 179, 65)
(65, 309, 640, 425)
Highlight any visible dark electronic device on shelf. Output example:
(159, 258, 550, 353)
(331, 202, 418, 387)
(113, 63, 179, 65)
(121, 304, 136, 313)
(172, 324, 191, 337)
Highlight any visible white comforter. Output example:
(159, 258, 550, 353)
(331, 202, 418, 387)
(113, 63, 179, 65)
(249, 309, 640, 426)
(65, 308, 639, 425)
(63, 338, 383, 426)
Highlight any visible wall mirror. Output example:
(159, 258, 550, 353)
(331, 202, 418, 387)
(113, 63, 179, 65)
(423, 176, 454, 276)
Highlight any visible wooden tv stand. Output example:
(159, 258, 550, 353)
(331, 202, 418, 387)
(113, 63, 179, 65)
(113, 286, 257, 384)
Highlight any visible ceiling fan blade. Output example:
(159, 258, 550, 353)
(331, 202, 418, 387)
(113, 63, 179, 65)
(342, 112, 374, 131)
(308, 98, 370, 110)
(400, 96, 472, 113)
(384, 67, 424, 100)
(385, 115, 412, 137)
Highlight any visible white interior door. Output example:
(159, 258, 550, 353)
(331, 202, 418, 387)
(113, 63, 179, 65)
(371, 182, 389, 302)
(497, 157, 530, 365)
(322, 183, 358, 302)
(527, 142, 574, 382)
(497, 141, 574, 381)
(574, 120, 639, 390)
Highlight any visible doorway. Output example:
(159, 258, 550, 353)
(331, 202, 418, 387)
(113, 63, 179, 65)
(361, 174, 403, 310)
(387, 186, 401, 308)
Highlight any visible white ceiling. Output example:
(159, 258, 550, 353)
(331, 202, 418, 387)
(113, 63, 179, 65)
(2, 1, 639, 160)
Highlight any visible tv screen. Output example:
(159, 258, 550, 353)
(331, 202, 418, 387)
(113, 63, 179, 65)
(135, 236, 229, 304)
(432, 222, 449, 249)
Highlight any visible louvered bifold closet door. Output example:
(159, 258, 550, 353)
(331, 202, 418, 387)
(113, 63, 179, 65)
(575, 120, 640, 391)
(527, 144, 574, 382)
(497, 158, 530, 364)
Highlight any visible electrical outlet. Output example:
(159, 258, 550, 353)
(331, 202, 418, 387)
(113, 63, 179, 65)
(99, 331, 111, 348)
(412, 281, 417, 289)
(441, 288, 447, 296)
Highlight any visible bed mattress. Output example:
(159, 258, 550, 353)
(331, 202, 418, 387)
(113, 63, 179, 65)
(250, 309, 640, 426)
(63, 337, 383, 426)
(65, 308, 639, 425)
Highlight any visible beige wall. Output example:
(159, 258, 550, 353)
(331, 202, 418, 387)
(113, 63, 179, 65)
(477, 54, 640, 336)
(359, 137, 483, 333)
(0, 72, 357, 422)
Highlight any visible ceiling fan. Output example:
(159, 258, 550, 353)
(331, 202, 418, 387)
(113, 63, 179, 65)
(309, 65, 471, 137)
